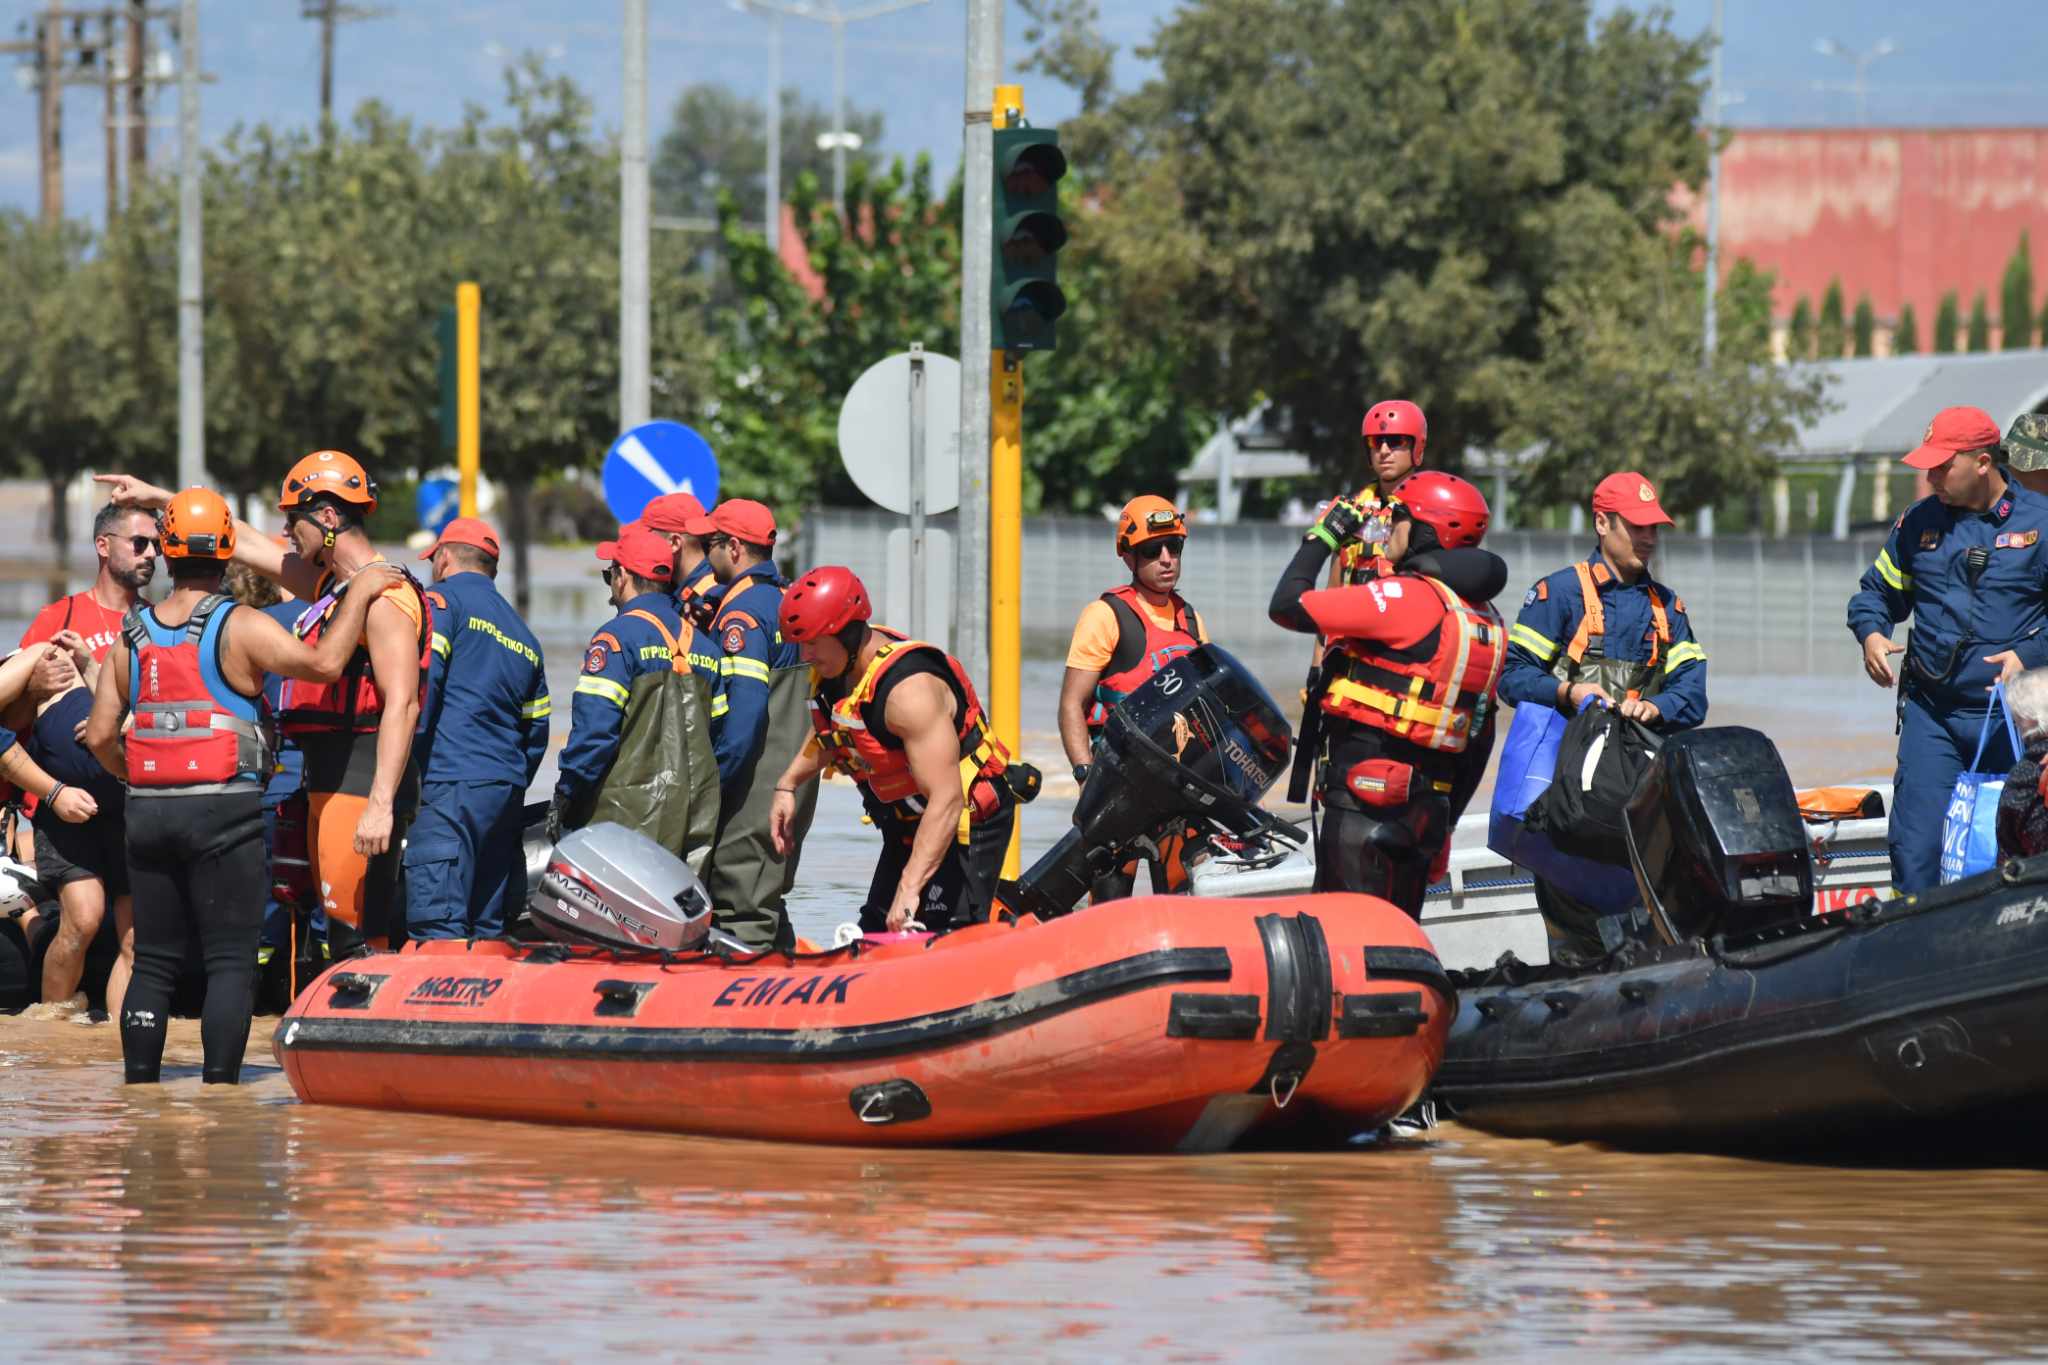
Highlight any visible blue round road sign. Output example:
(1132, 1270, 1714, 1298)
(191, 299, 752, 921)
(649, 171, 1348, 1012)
(416, 477, 460, 536)
(601, 421, 720, 525)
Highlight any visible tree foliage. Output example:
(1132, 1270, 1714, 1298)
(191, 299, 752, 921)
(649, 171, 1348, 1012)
(652, 83, 885, 225)
(1851, 292, 1875, 357)
(1933, 291, 1959, 353)
(1967, 291, 1992, 352)
(1817, 278, 1845, 359)
(2002, 229, 2035, 350)
(1894, 300, 1920, 355)
(1787, 297, 1814, 360)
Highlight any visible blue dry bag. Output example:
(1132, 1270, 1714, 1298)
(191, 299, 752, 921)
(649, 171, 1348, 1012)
(1488, 698, 1640, 911)
(1938, 682, 2020, 884)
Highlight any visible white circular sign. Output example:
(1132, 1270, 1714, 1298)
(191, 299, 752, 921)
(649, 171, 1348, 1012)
(836, 352, 963, 515)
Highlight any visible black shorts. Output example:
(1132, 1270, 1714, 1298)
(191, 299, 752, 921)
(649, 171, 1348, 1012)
(33, 806, 129, 898)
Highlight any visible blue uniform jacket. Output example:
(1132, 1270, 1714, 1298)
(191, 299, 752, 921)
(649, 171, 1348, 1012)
(556, 591, 685, 804)
(707, 563, 797, 788)
(260, 600, 305, 803)
(675, 558, 724, 689)
(415, 571, 551, 788)
(1847, 481, 2048, 709)
(1499, 548, 1710, 730)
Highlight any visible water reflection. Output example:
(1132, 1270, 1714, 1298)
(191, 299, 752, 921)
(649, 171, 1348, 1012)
(6, 1022, 2048, 1361)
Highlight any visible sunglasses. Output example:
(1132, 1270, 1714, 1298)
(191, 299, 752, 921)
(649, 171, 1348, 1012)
(123, 535, 161, 555)
(1135, 536, 1185, 562)
(600, 565, 618, 586)
(705, 533, 733, 550)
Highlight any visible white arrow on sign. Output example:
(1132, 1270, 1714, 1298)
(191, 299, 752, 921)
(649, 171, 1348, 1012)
(617, 433, 695, 497)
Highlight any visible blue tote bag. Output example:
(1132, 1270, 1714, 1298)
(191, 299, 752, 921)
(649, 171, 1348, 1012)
(1939, 682, 2021, 884)
(1488, 699, 1640, 911)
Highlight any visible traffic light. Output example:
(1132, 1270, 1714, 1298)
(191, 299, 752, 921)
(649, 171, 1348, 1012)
(992, 126, 1068, 352)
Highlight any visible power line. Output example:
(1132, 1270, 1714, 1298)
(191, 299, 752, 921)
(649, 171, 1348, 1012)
(297, 0, 389, 142)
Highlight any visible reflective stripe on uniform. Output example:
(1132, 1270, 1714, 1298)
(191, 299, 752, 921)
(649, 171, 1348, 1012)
(710, 695, 731, 717)
(574, 675, 629, 707)
(430, 632, 452, 659)
(1664, 640, 1707, 673)
(1509, 623, 1559, 662)
(719, 656, 771, 683)
(521, 696, 552, 719)
(1874, 549, 1912, 591)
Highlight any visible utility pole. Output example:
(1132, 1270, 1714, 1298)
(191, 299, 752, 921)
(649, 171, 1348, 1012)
(619, 0, 650, 431)
(957, 0, 1000, 688)
(177, 0, 203, 486)
(1703, 0, 1722, 365)
(126, 0, 146, 177)
(1814, 36, 1898, 127)
(39, 1, 62, 224)
(765, 11, 780, 251)
(297, 0, 388, 144)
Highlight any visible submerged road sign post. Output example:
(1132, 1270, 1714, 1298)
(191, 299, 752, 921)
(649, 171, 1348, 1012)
(908, 343, 928, 639)
(601, 420, 721, 525)
(838, 348, 962, 644)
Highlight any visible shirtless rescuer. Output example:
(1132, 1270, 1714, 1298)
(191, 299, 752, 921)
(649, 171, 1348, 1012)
(1269, 473, 1508, 918)
(96, 452, 433, 955)
(82, 488, 395, 1083)
(769, 567, 1037, 933)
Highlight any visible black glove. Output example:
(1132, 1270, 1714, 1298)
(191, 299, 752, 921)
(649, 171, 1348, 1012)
(683, 593, 718, 631)
(545, 791, 570, 845)
(1308, 497, 1366, 551)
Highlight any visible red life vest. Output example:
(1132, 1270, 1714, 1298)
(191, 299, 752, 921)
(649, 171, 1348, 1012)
(1087, 585, 1204, 728)
(808, 628, 1010, 834)
(122, 594, 272, 794)
(277, 563, 433, 738)
(1318, 575, 1505, 755)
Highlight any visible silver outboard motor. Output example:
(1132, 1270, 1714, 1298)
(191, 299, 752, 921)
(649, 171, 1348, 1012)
(529, 822, 715, 952)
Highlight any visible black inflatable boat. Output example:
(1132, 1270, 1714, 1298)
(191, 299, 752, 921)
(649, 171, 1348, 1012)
(1435, 726, 2048, 1153)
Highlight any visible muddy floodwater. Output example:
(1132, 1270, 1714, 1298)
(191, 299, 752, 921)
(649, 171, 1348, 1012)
(5, 678, 2043, 1360)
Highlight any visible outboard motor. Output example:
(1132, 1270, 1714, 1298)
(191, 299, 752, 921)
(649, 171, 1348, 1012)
(1009, 645, 1293, 918)
(1623, 727, 1813, 944)
(529, 822, 715, 952)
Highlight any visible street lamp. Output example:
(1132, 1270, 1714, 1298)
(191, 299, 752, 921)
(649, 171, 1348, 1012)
(1814, 36, 1898, 126)
(730, 0, 931, 220)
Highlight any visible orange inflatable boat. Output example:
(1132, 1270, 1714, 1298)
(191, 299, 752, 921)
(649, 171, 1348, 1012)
(274, 894, 1452, 1153)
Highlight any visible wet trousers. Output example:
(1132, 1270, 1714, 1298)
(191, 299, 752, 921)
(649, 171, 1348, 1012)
(121, 792, 265, 1085)
(858, 804, 1017, 934)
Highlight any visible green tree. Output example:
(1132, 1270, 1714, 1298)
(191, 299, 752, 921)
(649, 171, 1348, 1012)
(652, 83, 885, 224)
(1487, 189, 1826, 514)
(1894, 301, 1920, 355)
(1851, 292, 1876, 357)
(2002, 229, 2035, 349)
(1082, 0, 1757, 498)
(1714, 257, 1777, 361)
(1787, 296, 1815, 359)
(1933, 291, 1959, 353)
(1816, 277, 1846, 358)
(1967, 291, 1992, 352)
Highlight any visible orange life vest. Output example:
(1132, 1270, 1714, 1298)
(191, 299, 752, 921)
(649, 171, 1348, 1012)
(277, 565, 433, 738)
(1087, 585, 1204, 728)
(122, 595, 271, 795)
(809, 628, 1010, 834)
(1319, 575, 1505, 755)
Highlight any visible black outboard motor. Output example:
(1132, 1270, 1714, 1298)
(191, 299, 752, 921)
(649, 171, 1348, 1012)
(1009, 645, 1293, 918)
(1623, 727, 1813, 944)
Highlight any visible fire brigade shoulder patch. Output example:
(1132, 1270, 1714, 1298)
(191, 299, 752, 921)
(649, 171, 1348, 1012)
(723, 623, 748, 654)
(584, 642, 608, 673)
(1535, 580, 1549, 601)
(1920, 529, 1941, 550)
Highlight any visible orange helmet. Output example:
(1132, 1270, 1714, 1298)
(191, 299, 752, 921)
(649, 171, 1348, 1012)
(278, 449, 378, 513)
(161, 487, 236, 561)
(1115, 495, 1188, 556)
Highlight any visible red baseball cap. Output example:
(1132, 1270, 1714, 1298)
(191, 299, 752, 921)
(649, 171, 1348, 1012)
(595, 521, 675, 582)
(706, 499, 777, 545)
(1904, 405, 2003, 469)
(1591, 471, 1675, 527)
(641, 492, 707, 534)
(418, 515, 501, 561)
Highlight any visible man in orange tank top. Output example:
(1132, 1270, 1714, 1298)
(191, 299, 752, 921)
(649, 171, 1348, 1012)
(1059, 495, 1210, 901)
(95, 452, 430, 955)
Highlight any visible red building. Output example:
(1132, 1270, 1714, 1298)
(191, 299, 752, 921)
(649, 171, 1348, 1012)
(1678, 127, 2048, 323)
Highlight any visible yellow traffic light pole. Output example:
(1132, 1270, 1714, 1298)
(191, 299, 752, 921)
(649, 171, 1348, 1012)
(991, 85, 1025, 878)
(456, 281, 481, 518)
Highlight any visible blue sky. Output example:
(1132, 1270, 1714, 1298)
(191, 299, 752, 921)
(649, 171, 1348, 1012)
(7, 0, 2048, 229)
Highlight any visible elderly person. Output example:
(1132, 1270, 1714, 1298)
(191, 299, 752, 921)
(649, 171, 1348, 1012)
(1996, 666, 2048, 859)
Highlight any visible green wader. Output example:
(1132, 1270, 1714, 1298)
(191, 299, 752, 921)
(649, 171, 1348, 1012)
(704, 661, 818, 948)
(575, 660, 721, 876)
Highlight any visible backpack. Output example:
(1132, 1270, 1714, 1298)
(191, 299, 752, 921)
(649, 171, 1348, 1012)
(1524, 703, 1662, 866)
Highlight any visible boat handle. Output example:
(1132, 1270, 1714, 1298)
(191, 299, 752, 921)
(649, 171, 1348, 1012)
(857, 1091, 889, 1124)
(1270, 1070, 1301, 1110)
(1618, 980, 1656, 1003)
(1541, 991, 1579, 1016)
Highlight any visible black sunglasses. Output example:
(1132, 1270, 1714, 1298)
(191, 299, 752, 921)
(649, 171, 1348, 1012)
(124, 535, 161, 555)
(1135, 536, 1185, 561)
(599, 565, 618, 585)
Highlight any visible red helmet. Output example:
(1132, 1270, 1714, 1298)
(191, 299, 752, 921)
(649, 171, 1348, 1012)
(1362, 400, 1428, 464)
(1395, 471, 1489, 549)
(780, 566, 872, 642)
